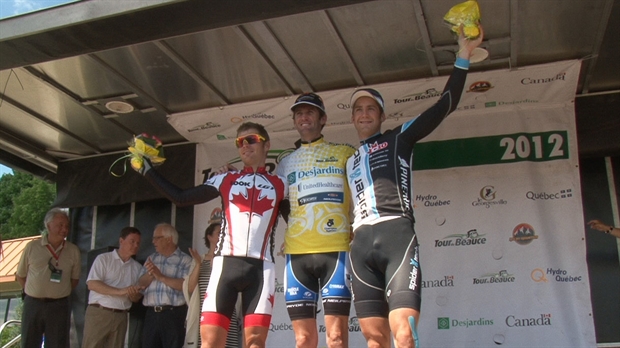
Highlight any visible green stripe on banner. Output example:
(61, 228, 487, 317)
(413, 131, 569, 170)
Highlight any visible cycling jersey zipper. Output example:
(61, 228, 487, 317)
(246, 173, 256, 258)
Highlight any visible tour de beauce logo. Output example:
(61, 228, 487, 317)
(509, 223, 538, 245)
(187, 121, 221, 132)
(394, 88, 442, 104)
(274, 278, 284, 293)
(435, 229, 487, 248)
(473, 269, 516, 285)
(472, 185, 508, 208)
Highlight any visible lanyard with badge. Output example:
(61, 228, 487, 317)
(46, 241, 64, 283)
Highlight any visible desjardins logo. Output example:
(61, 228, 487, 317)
(438, 317, 494, 329)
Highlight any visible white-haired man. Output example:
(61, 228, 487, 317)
(138, 223, 192, 348)
(15, 208, 81, 348)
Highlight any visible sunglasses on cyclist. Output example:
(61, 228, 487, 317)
(235, 134, 266, 148)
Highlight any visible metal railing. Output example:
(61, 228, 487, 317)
(0, 320, 21, 348)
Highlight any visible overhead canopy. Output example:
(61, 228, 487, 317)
(0, 0, 619, 181)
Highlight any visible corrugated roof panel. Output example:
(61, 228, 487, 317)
(0, 101, 96, 156)
(267, 11, 362, 91)
(28, 56, 132, 100)
(95, 42, 217, 113)
(164, 27, 290, 104)
(516, 0, 609, 66)
(328, 1, 430, 85)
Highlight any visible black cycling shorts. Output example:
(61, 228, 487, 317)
(349, 217, 421, 318)
(284, 251, 351, 320)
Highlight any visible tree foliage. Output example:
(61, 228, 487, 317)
(0, 171, 56, 240)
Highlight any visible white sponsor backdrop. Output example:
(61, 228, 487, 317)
(171, 60, 596, 347)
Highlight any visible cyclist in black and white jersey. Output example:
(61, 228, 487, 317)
(345, 26, 484, 348)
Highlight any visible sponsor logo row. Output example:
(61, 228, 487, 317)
(420, 266, 583, 288)
(433, 223, 540, 248)
(415, 185, 574, 209)
(269, 312, 557, 333)
(270, 316, 363, 333)
(437, 313, 553, 330)
(186, 71, 569, 134)
(272, 266, 584, 296)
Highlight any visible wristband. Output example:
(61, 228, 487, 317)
(455, 57, 470, 70)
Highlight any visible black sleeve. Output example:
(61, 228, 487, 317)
(278, 199, 290, 224)
(144, 168, 220, 207)
(401, 65, 468, 143)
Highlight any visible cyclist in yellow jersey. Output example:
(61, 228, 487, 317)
(276, 93, 355, 348)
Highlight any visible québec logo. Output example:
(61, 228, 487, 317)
(526, 188, 573, 201)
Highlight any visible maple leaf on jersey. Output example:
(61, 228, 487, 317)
(230, 187, 274, 217)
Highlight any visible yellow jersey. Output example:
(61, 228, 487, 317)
(276, 137, 356, 254)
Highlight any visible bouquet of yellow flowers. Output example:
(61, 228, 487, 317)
(128, 134, 165, 171)
(444, 0, 481, 39)
(110, 134, 165, 177)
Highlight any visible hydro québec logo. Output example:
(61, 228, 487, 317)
(438, 317, 494, 330)
(415, 194, 451, 207)
(530, 268, 583, 283)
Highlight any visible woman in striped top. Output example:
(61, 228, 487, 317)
(184, 221, 241, 348)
